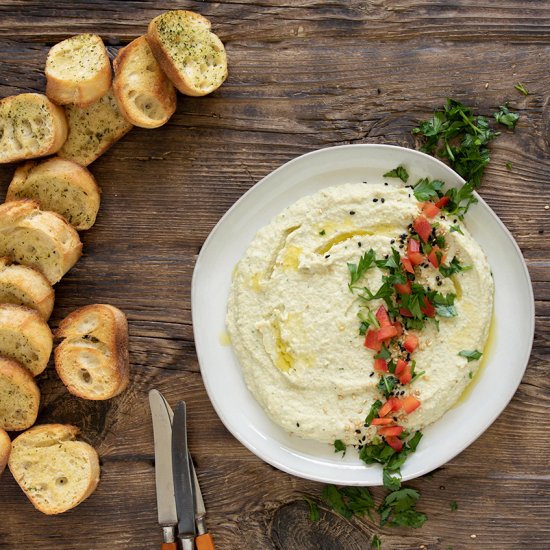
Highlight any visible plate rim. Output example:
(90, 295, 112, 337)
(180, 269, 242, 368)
(191, 143, 535, 485)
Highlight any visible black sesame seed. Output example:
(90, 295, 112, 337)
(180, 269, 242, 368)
(296, 422, 300, 427)
(381, 198, 385, 203)
(361, 436, 366, 442)
(364, 423, 368, 428)
(453, 219, 458, 223)
(399, 244, 404, 249)
(392, 416, 398, 421)
(384, 182, 389, 186)
(373, 198, 378, 203)
(436, 275, 440, 281)
(358, 242, 362, 247)
(437, 281, 442, 286)
(325, 254, 330, 259)
(355, 429, 361, 434)
(350, 211, 356, 215)
(369, 372, 374, 377)
(390, 239, 395, 244)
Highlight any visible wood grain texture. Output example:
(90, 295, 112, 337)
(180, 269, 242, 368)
(0, 1, 549, 548)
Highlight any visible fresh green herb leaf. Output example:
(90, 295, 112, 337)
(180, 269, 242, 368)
(377, 375, 397, 399)
(514, 82, 529, 96)
(340, 486, 376, 518)
(374, 345, 391, 360)
(383, 469, 402, 492)
(322, 485, 352, 519)
(378, 487, 427, 528)
(413, 178, 445, 202)
(506, 161, 513, 170)
(459, 349, 483, 362)
(450, 500, 459, 511)
(372, 535, 382, 549)
(348, 249, 376, 288)
(334, 439, 346, 455)
(319, 229, 326, 235)
(365, 400, 383, 426)
(303, 496, 320, 521)
(450, 224, 464, 235)
(439, 257, 472, 278)
(494, 104, 520, 130)
(383, 165, 409, 183)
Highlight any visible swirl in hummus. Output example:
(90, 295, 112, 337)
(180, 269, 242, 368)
(227, 182, 493, 446)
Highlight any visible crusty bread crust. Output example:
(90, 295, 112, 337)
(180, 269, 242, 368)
(8, 424, 100, 514)
(55, 304, 129, 400)
(46, 34, 112, 108)
(0, 428, 10, 477)
(146, 10, 228, 97)
(0, 356, 40, 431)
(6, 157, 101, 230)
(113, 35, 177, 128)
(0, 257, 54, 320)
(0, 304, 53, 376)
(0, 93, 68, 164)
(0, 199, 82, 284)
(58, 88, 133, 166)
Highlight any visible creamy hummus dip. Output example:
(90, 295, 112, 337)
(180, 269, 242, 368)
(227, 182, 493, 445)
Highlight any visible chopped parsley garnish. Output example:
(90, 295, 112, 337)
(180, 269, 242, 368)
(450, 500, 459, 511)
(432, 293, 457, 318)
(372, 535, 382, 549)
(383, 165, 409, 183)
(303, 496, 320, 521)
(449, 224, 464, 235)
(364, 400, 382, 426)
(348, 249, 376, 288)
(378, 487, 427, 528)
(459, 349, 483, 362)
(333, 439, 346, 455)
(494, 104, 520, 130)
(439, 257, 472, 278)
(506, 161, 513, 171)
(319, 229, 326, 235)
(377, 375, 398, 399)
(413, 178, 445, 202)
(514, 82, 529, 96)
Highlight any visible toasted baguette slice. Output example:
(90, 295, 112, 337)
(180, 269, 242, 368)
(0, 93, 68, 164)
(0, 356, 40, 431)
(46, 34, 112, 107)
(0, 257, 54, 320)
(6, 157, 101, 230)
(0, 304, 52, 376)
(8, 424, 100, 514)
(147, 10, 228, 96)
(113, 36, 177, 128)
(0, 428, 10, 477)
(0, 200, 82, 284)
(58, 88, 133, 166)
(55, 304, 129, 400)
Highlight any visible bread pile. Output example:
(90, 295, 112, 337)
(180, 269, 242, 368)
(0, 9, 227, 514)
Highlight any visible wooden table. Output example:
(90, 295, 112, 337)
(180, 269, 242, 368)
(0, 1, 548, 548)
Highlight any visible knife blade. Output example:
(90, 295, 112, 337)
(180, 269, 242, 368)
(172, 401, 196, 550)
(157, 393, 215, 550)
(148, 389, 178, 550)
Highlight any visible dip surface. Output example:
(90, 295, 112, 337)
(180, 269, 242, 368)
(227, 182, 493, 445)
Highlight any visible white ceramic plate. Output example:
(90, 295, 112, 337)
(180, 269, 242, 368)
(191, 144, 534, 485)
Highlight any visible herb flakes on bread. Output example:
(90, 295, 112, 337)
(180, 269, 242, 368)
(0, 200, 82, 284)
(8, 424, 100, 514)
(147, 10, 228, 97)
(113, 35, 177, 129)
(6, 157, 101, 230)
(46, 34, 112, 108)
(0, 93, 68, 164)
(55, 304, 129, 400)
(0, 304, 53, 376)
(58, 88, 133, 166)
(0, 356, 40, 431)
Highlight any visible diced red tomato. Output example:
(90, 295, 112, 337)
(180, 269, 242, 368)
(407, 238, 424, 266)
(394, 280, 412, 295)
(403, 334, 419, 353)
(364, 329, 382, 352)
(428, 246, 446, 268)
(407, 238, 420, 254)
(395, 358, 408, 376)
(378, 397, 400, 418)
(422, 202, 440, 218)
(370, 417, 394, 426)
(399, 307, 413, 318)
(413, 215, 433, 243)
(375, 306, 391, 328)
(400, 395, 421, 414)
(399, 365, 412, 385)
(409, 252, 425, 266)
(401, 257, 414, 274)
(377, 325, 398, 341)
(435, 196, 450, 209)
(420, 296, 436, 318)
(378, 426, 404, 437)
(374, 358, 388, 372)
(385, 435, 404, 452)
(393, 321, 403, 337)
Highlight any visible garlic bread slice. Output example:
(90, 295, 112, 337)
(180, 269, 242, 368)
(113, 35, 177, 128)
(46, 34, 112, 107)
(0, 356, 40, 431)
(58, 88, 133, 166)
(0, 428, 10, 477)
(8, 424, 100, 514)
(0, 93, 68, 164)
(6, 157, 101, 230)
(55, 304, 129, 400)
(0, 200, 82, 284)
(0, 257, 54, 320)
(147, 10, 228, 96)
(0, 304, 53, 376)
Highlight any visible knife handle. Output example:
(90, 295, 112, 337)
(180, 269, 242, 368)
(161, 544, 178, 550)
(195, 533, 215, 550)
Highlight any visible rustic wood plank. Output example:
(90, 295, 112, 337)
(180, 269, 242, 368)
(0, 1, 548, 549)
